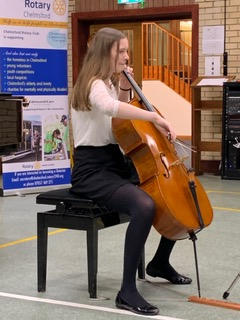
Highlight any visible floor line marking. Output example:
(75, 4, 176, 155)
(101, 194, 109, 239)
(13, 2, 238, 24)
(212, 206, 240, 213)
(206, 190, 240, 195)
(1, 204, 240, 249)
(0, 291, 186, 320)
(0, 229, 66, 249)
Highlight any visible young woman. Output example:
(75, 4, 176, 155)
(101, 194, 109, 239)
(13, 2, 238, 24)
(70, 27, 191, 316)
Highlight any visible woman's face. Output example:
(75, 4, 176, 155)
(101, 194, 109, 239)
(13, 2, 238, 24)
(110, 38, 129, 74)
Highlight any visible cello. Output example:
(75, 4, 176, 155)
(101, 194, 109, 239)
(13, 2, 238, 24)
(113, 70, 213, 241)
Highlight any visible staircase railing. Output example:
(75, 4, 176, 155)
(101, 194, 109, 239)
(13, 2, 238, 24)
(142, 22, 192, 102)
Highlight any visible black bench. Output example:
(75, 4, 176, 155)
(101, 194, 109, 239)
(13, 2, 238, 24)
(36, 188, 145, 298)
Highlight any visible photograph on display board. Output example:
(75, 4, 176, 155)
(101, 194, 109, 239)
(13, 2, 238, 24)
(43, 113, 69, 161)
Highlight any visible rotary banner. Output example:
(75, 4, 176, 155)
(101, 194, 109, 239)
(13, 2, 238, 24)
(0, 0, 71, 195)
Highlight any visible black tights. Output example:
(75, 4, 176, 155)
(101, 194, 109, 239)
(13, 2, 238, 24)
(106, 183, 176, 307)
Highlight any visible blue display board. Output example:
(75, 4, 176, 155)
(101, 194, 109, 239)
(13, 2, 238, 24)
(0, 0, 71, 195)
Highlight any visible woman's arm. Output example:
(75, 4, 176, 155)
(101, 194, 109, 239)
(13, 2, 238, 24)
(115, 101, 176, 141)
(89, 79, 176, 140)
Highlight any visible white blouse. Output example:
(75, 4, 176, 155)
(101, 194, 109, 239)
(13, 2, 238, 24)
(71, 79, 120, 147)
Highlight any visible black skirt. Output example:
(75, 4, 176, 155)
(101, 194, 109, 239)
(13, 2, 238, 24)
(70, 144, 139, 205)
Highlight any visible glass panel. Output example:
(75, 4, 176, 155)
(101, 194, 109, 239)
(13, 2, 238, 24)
(122, 30, 134, 67)
(180, 20, 192, 46)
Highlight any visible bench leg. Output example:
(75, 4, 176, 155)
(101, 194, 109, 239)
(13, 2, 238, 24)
(37, 212, 48, 292)
(138, 248, 145, 280)
(86, 224, 98, 299)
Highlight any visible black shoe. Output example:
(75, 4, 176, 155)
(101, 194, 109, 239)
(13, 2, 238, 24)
(146, 263, 192, 285)
(115, 292, 159, 316)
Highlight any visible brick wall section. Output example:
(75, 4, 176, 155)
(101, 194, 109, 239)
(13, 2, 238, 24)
(196, 0, 240, 80)
(75, 0, 195, 12)
(195, 0, 240, 160)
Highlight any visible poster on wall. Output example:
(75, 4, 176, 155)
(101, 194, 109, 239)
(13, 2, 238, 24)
(0, 0, 71, 195)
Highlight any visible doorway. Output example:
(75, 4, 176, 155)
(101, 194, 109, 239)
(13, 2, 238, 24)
(71, 5, 198, 86)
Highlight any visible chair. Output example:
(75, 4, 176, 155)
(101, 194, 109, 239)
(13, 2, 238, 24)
(36, 188, 145, 298)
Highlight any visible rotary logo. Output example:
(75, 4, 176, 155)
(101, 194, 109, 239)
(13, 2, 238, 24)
(53, 0, 66, 16)
(34, 161, 42, 170)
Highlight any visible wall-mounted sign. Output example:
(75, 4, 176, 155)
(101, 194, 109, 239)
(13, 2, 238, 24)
(118, 0, 143, 4)
(205, 56, 221, 76)
(202, 26, 224, 55)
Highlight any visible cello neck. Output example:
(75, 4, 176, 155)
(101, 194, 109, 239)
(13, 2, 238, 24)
(123, 70, 155, 113)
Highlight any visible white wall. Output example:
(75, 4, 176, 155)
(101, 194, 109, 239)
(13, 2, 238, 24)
(142, 80, 191, 136)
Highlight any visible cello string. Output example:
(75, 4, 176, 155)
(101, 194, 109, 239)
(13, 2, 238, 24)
(173, 140, 190, 166)
(174, 138, 197, 153)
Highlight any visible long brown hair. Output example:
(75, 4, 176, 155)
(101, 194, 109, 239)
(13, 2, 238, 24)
(71, 28, 126, 111)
